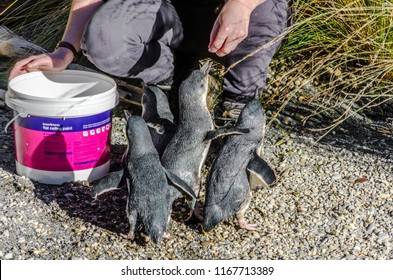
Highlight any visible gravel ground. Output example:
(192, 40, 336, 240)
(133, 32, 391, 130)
(1, 68, 393, 260)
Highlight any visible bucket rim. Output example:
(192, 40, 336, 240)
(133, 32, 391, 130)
(7, 69, 117, 102)
(5, 70, 119, 117)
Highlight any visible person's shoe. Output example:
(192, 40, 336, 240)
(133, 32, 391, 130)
(213, 99, 247, 128)
(154, 72, 174, 91)
(222, 100, 247, 119)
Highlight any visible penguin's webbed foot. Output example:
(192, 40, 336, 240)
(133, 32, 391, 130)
(185, 208, 204, 224)
(238, 218, 259, 231)
(193, 207, 204, 222)
(120, 231, 135, 240)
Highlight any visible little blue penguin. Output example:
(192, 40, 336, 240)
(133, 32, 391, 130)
(161, 60, 247, 221)
(160, 60, 213, 221)
(92, 113, 196, 243)
(141, 85, 177, 157)
(203, 97, 276, 231)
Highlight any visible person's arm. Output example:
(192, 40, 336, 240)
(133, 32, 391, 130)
(208, 0, 265, 57)
(9, 0, 103, 80)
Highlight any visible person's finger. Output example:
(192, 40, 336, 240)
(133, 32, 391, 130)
(16, 69, 28, 77)
(25, 54, 53, 69)
(209, 20, 221, 52)
(9, 54, 49, 79)
(9, 57, 37, 80)
(215, 32, 247, 57)
(209, 22, 231, 53)
(215, 41, 236, 57)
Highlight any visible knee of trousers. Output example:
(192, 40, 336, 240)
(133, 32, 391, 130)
(81, 24, 146, 77)
(222, 38, 283, 102)
(221, 0, 289, 101)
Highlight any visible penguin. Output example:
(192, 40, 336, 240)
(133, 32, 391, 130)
(141, 85, 177, 157)
(203, 97, 276, 231)
(92, 113, 196, 243)
(161, 60, 248, 221)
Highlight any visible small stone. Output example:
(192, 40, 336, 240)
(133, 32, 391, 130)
(345, 254, 356, 260)
(202, 241, 213, 246)
(332, 173, 342, 180)
(376, 233, 390, 245)
(308, 247, 317, 256)
(366, 222, 376, 234)
(380, 193, 389, 199)
(5, 253, 13, 259)
(353, 245, 361, 252)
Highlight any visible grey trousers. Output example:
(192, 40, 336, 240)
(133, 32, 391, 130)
(81, 0, 288, 102)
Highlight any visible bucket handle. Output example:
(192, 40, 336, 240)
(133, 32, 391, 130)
(4, 112, 27, 133)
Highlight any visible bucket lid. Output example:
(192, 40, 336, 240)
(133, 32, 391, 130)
(5, 70, 119, 117)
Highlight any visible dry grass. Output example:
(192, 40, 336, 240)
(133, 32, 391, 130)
(266, 0, 393, 134)
(0, 0, 69, 49)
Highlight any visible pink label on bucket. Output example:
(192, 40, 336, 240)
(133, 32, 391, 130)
(13, 111, 112, 172)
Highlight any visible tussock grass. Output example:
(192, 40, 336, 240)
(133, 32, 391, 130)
(268, 0, 393, 134)
(0, 0, 69, 49)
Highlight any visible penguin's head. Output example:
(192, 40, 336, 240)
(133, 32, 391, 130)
(125, 114, 146, 144)
(124, 113, 155, 155)
(142, 86, 159, 119)
(179, 60, 212, 104)
(237, 98, 266, 131)
(142, 86, 174, 122)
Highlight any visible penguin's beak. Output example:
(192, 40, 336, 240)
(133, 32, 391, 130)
(124, 110, 132, 120)
(200, 60, 213, 76)
(141, 82, 148, 91)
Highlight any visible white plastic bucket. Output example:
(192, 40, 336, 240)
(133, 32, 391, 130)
(5, 70, 119, 185)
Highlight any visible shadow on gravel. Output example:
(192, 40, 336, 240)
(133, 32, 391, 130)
(33, 179, 131, 232)
(0, 107, 17, 174)
(273, 101, 393, 160)
(316, 122, 393, 160)
(31, 143, 131, 236)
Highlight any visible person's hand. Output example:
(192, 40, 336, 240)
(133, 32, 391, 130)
(9, 48, 75, 80)
(208, 0, 263, 57)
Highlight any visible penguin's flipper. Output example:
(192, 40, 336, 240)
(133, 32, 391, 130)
(247, 152, 276, 186)
(205, 127, 250, 141)
(163, 168, 197, 199)
(91, 169, 126, 199)
(147, 122, 165, 134)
